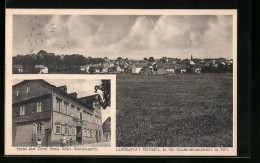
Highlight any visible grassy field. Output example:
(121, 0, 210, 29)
(116, 73, 233, 147)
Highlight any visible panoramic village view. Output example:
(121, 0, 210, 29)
(12, 15, 234, 147)
(13, 51, 233, 75)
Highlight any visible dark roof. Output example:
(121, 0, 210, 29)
(78, 94, 102, 110)
(191, 64, 202, 69)
(78, 94, 99, 102)
(175, 63, 187, 70)
(157, 63, 175, 69)
(13, 80, 95, 110)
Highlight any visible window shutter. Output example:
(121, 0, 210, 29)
(41, 122, 45, 133)
(61, 124, 65, 134)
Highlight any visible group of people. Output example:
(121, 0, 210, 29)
(60, 135, 73, 147)
(31, 134, 100, 147)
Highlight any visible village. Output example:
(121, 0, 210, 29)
(79, 55, 233, 75)
(13, 52, 233, 75)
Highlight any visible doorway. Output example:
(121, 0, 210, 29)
(76, 126, 82, 144)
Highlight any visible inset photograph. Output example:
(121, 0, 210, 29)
(12, 79, 111, 147)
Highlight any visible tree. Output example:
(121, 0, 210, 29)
(88, 66, 96, 74)
(144, 57, 148, 61)
(95, 80, 111, 109)
(160, 57, 167, 63)
(117, 57, 122, 61)
(148, 57, 154, 62)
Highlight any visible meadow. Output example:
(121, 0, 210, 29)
(116, 73, 233, 147)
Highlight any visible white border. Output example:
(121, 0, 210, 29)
(5, 9, 237, 156)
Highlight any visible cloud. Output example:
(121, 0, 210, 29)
(108, 15, 233, 58)
(109, 16, 155, 50)
(13, 15, 233, 58)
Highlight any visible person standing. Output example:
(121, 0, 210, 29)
(36, 137, 42, 147)
(95, 132, 99, 143)
(62, 135, 67, 147)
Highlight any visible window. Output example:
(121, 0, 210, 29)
(36, 123, 42, 134)
(55, 123, 61, 134)
(71, 105, 75, 117)
(26, 86, 31, 94)
(87, 129, 90, 137)
(83, 129, 87, 136)
(19, 106, 25, 115)
(61, 124, 65, 134)
(71, 127, 75, 135)
(64, 102, 69, 115)
(65, 124, 69, 135)
(16, 90, 20, 96)
(74, 127, 77, 136)
(56, 99, 62, 112)
(69, 126, 72, 135)
(37, 102, 42, 112)
(90, 130, 94, 138)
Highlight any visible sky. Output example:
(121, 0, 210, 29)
(12, 79, 111, 123)
(13, 15, 233, 59)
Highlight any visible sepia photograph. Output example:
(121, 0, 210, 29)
(5, 9, 237, 156)
(12, 78, 111, 147)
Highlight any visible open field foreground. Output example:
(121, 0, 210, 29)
(116, 74, 233, 147)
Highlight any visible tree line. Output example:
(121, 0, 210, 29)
(13, 50, 105, 73)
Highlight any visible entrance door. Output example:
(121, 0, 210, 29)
(45, 129, 51, 147)
(98, 132, 101, 142)
(76, 126, 82, 144)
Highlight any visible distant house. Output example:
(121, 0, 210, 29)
(80, 65, 90, 73)
(139, 67, 152, 75)
(95, 68, 101, 73)
(102, 63, 110, 73)
(164, 64, 175, 74)
(116, 65, 124, 72)
(35, 65, 48, 74)
(156, 67, 167, 75)
(102, 117, 111, 142)
(157, 63, 175, 74)
(102, 67, 109, 73)
(190, 60, 195, 65)
(131, 63, 148, 74)
(80, 66, 85, 71)
(109, 63, 115, 67)
(124, 65, 132, 74)
(191, 65, 202, 73)
(175, 63, 187, 73)
(13, 65, 23, 73)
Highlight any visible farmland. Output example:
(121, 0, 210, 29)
(116, 73, 233, 147)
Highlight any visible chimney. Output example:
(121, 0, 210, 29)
(58, 85, 67, 93)
(69, 92, 77, 98)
